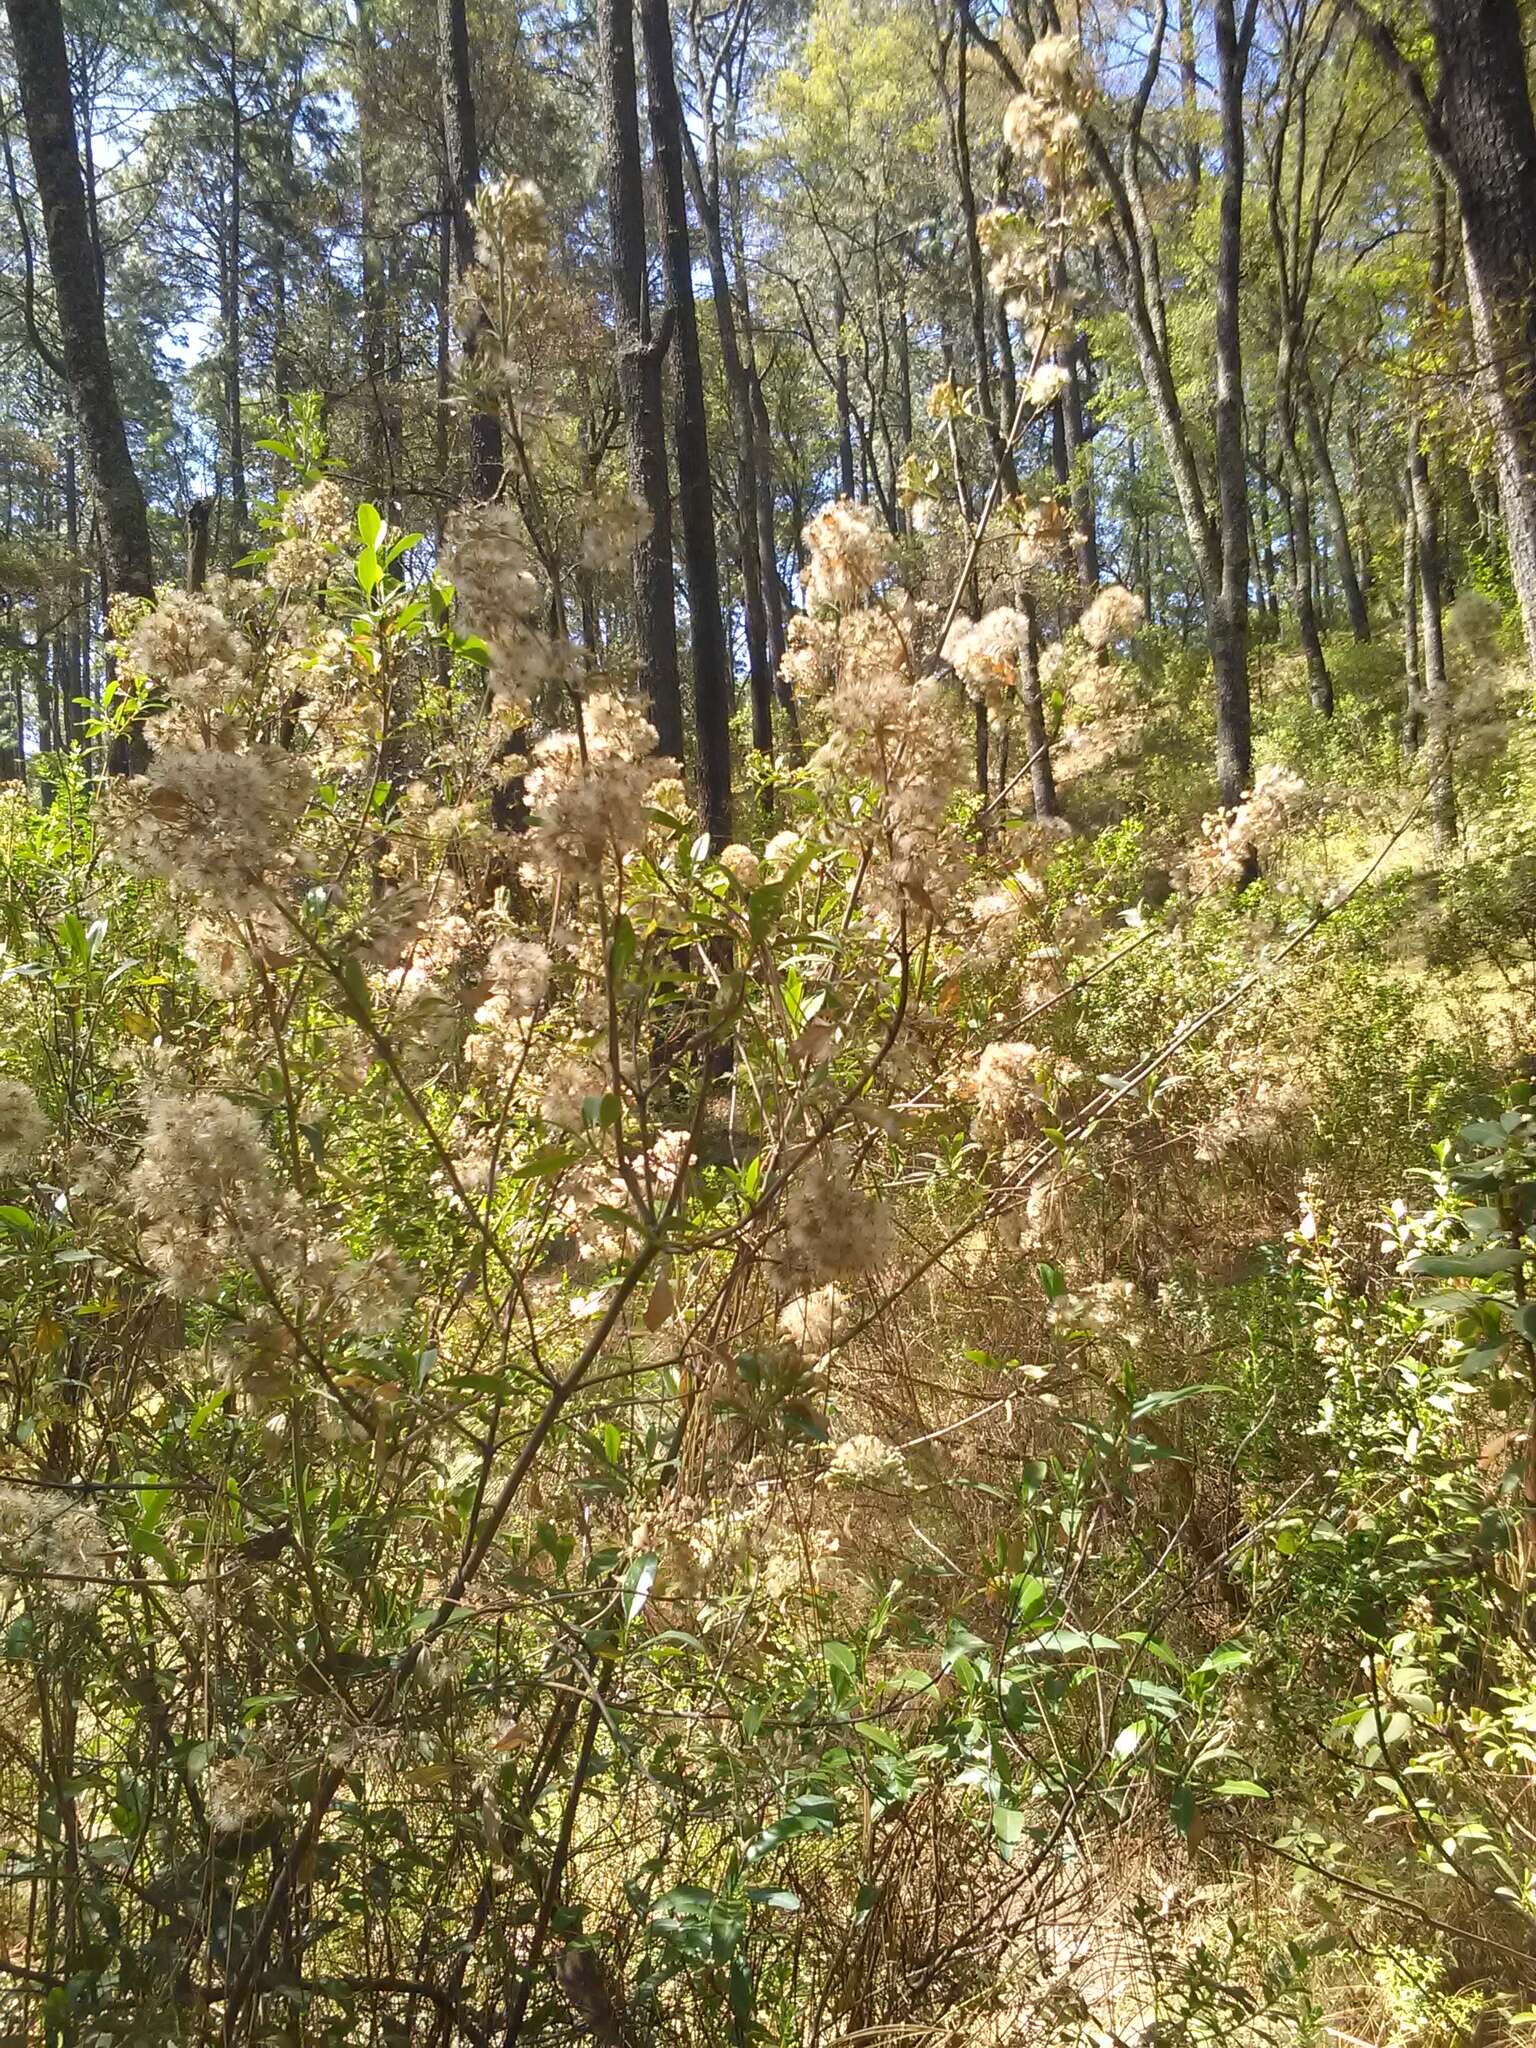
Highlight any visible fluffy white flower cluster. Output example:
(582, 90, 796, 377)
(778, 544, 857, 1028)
(825, 1433, 909, 1489)
(128, 1091, 296, 1297)
(1024, 362, 1074, 410)
(447, 502, 580, 718)
(206, 1753, 286, 1836)
(127, 592, 249, 710)
(1079, 582, 1145, 652)
(0, 1486, 113, 1610)
(466, 935, 551, 1071)
(285, 478, 351, 545)
(717, 843, 762, 889)
(778, 1282, 851, 1358)
(1192, 766, 1312, 887)
(1047, 1276, 1139, 1341)
(102, 744, 314, 912)
(802, 501, 891, 610)
(784, 1147, 892, 1284)
(1002, 34, 1097, 201)
(943, 607, 1028, 713)
(578, 491, 652, 575)
(556, 1128, 691, 1263)
(0, 1077, 49, 1175)
(526, 692, 674, 878)
(1194, 1070, 1311, 1161)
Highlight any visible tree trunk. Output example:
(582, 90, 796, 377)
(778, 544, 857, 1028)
(1287, 473, 1332, 714)
(1408, 428, 1456, 849)
(224, 41, 246, 547)
(680, 128, 774, 771)
(1060, 335, 1099, 591)
(436, 0, 504, 499)
(638, 0, 733, 843)
(1018, 598, 1057, 819)
(1212, 0, 1256, 813)
(597, 0, 685, 763)
(357, 0, 397, 500)
(1422, 0, 1536, 674)
(833, 281, 855, 501)
(4, 0, 153, 615)
(1401, 473, 1425, 756)
(1301, 376, 1369, 640)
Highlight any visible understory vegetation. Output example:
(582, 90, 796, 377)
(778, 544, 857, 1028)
(5, 0, 1536, 2043)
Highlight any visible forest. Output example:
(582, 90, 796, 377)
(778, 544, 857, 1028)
(5, 0, 1536, 2039)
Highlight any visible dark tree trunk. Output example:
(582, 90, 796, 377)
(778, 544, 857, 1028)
(1400, 471, 1425, 757)
(1212, 0, 1256, 813)
(833, 281, 855, 500)
(4, 0, 153, 613)
(680, 125, 774, 771)
(1286, 473, 1332, 715)
(357, 0, 398, 500)
(1421, 0, 1536, 675)
(637, 0, 733, 843)
(222, 32, 246, 549)
(597, 0, 685, 762)
(1301, 376, 1369, 640)
(1060, 335, 1099, 591)
(1018, 598, 1057, 819)
(436, 0, 504, 498)
(1408, 427, 1456, 850)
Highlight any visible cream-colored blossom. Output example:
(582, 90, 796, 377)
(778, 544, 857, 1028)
(0, 1078, 49, 1175)
(802, 501, 891, 609)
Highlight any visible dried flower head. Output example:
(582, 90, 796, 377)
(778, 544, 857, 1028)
(802, 501, 891, 610)
(0, 1078, 49, 1175)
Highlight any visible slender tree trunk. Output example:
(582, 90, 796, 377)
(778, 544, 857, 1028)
(1401, 473, 1425, 756)
(436, 0, 503, 498)
(4, 0, 153, 614)
(224, 46, 246, 546)
(1179, 0, 1200, 189)
(1287, 472, 1332, 714)
(597, 0, 685, 762)
(1018, 596, 1057, 819)
(833, 281, 855, 500)
(1211, 0, 1256, 813)
(357, 0, 396, 499)
(1060, 334, 1099, 590)
(680, 133, 774, 770)
(1301, 377, 1369, 640)
(638, 0, 732, 842)
(1408, 428, 1455, 849)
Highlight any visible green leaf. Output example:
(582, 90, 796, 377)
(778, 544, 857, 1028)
(1130, 1383, 1225, 1419)
(991, 1804, 1027, 1847)
(0, 1205, 35, 1234)
(1408, 1249, 1528, 1277)
(356, 502, 383, 547)
(1212, 1779, 1270, 1799)
(743, 1794, 838, 1864)
(621, 1552, 658, 1625)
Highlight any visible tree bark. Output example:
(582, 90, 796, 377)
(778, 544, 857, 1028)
(637, 0, 733, 844)
(1400, 472, 1425, 756)
(4, 0, 153, 612)
(1408, 427, 1456, 850)
(1301, 376, 1369, 640)
(1018, 596, 1057, 819)
(597, 0, 685, 762)
(833, 281, 855, 500)
(1349, 0, 1536, 672)
(1211, 0, 1257, 811)
(436, 0, 504, 499)
(679, 111, 774, 771)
